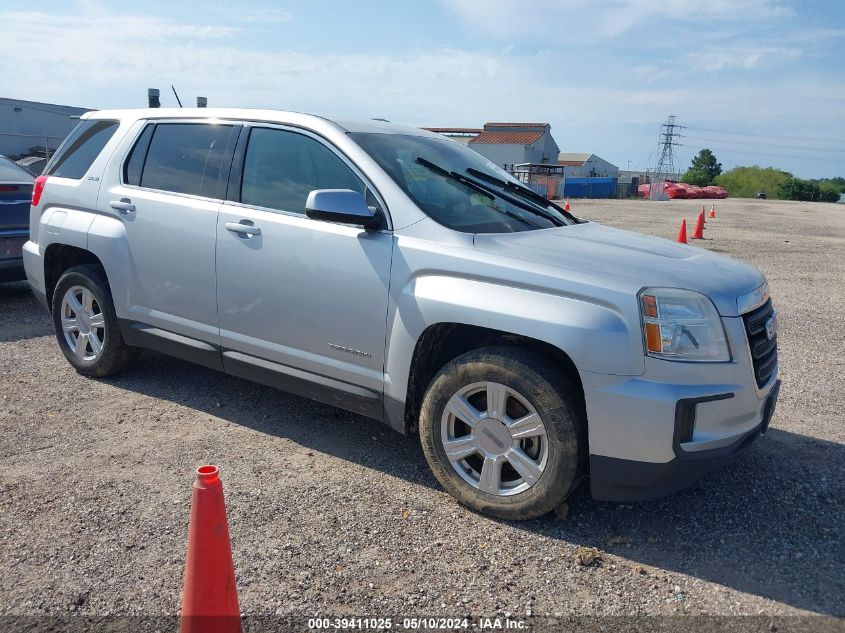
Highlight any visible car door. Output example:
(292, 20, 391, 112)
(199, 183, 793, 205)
(215, 125, 392, 419)
(97, 120, 239, 350)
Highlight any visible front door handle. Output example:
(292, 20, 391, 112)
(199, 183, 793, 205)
(110, 198, 135, 215)
(225, 221, 261, 237)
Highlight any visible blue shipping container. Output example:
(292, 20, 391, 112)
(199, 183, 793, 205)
(560, 177, 617, 199)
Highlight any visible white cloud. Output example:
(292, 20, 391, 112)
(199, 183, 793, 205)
(440, 0, 793, 40)
(214, 5, 293, 24)
(2, 10, 239, 42)
(0, 6, 840, 177)
(685, 45, 802, 71)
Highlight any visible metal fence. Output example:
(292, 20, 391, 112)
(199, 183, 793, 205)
(503, 164, 638, 200)
(504, 164, 564, 200)
(0, 133, 66, 176)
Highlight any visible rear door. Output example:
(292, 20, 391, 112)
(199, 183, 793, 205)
(97, 120, 240, 346)
(215, 124, 393, 418)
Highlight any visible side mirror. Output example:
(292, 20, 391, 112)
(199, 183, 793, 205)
(305, 189, 382, 230)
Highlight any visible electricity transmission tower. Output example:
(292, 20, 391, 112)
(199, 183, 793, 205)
(650, 115, 684, 200)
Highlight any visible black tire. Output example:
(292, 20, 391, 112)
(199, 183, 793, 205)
(52, 265, 139, 377)
(419, 346, 586, 520)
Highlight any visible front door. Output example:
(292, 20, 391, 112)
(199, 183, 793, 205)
(215, 125, 392, 418)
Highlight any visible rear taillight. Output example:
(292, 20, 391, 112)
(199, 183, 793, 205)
(31, 175, 47, 206)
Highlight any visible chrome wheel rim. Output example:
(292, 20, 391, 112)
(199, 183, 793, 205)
(440, 381, 548, 496)
(60, 285, 105, 361)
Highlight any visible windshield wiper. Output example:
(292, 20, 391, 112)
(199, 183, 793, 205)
(415, 157, 562, 228)
(466, 168, 549, 205)
(465, 167, 579, 223)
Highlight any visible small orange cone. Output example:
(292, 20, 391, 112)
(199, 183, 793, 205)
(709, 204, 716, 219)
(690, 211, 705, 239)
(180, 466, 241, 633)
(676, 219, 688, 244)
(564, 199, 571, 212)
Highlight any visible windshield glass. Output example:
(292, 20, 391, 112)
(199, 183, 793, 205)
(350, 132, 572, 233)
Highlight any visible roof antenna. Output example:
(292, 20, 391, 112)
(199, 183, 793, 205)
(171, 85, 183, 108)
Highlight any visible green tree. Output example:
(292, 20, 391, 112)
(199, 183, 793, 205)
(814, 179, 844, 202)
(715, 166, 792, 198)
(777, 177, 821, 201)
(682, 149, 722, 185)
(681, 168, 711, 186)
(817, 176, 845, 193)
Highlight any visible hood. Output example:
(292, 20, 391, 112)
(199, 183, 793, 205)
(473, 222, 765, 317)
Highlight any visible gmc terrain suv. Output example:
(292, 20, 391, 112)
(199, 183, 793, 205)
(24, 109, 780, 519)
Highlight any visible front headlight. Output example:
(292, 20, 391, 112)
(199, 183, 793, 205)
(639, 288, 730, 362)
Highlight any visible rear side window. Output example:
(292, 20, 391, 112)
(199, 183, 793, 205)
(139, 123, 233, 197)
(46, 120, 119, 179)
(240, 127, 365, 214)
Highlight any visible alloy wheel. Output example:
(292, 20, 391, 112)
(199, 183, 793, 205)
(60, 285, 105, 361)
(440, 381, 549, 496)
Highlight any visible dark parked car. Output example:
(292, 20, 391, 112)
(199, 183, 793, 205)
(0, 155, 34, 282)
(756, 191, 767, 199)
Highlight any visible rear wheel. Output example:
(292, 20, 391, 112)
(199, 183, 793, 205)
(52, 265, 138, 377)
(419, 346, 586, 520)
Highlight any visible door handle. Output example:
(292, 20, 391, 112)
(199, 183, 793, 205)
(110, 198, 135, 215)
(225, 221, 261, 237)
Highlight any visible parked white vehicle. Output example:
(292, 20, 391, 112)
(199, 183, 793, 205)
(24, 109, 779, 519)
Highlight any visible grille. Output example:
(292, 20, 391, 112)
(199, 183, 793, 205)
(742, 299, 778, 388)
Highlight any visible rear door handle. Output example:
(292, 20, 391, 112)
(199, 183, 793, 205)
(225, 221, 261, 237)
(110, 198, 135, 214)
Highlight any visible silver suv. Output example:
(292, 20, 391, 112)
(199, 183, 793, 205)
(24, 109, 780, 519)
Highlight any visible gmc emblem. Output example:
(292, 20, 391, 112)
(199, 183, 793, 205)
(765, 312, 778, 341)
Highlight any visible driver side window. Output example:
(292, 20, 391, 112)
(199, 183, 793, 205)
(240, 127, 367, 215)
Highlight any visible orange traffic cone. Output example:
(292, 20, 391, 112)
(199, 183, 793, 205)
(709, 204, 716, 219)
(181, 466, 241, 633)
(676, 219, 688, 244)
(564, 199, 571, 212)
(690, 211, 705, 239)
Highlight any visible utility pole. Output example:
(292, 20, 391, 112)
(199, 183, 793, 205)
(650, 115, 684, 200)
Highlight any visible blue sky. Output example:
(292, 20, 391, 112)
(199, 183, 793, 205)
(3, 0, 844, 178)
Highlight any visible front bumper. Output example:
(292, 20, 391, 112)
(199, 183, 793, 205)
(583, 315, 779, 501)
(591, 379, 779, 501)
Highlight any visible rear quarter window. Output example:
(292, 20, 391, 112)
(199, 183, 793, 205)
(46, 120, 119, 179)
(123, 124, 155, 186)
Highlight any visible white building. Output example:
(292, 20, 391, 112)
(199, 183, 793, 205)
(424, 122, 560, 168)
(557, 152, 619, 178)
(469, 123, 559, 168)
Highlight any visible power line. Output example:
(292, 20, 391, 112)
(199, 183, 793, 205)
(685, 125, 845, 145)
(683, 135, 845, 154)
(686, 145, 845, 164)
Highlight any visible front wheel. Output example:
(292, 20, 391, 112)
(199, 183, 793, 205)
(418, 346, 586, 520)
(52, 265, 139, 377)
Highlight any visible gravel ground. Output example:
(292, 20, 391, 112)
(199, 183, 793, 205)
(0, 198, 843, 629)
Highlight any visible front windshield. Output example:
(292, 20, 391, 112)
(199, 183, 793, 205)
(350, 132, 573, 233)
